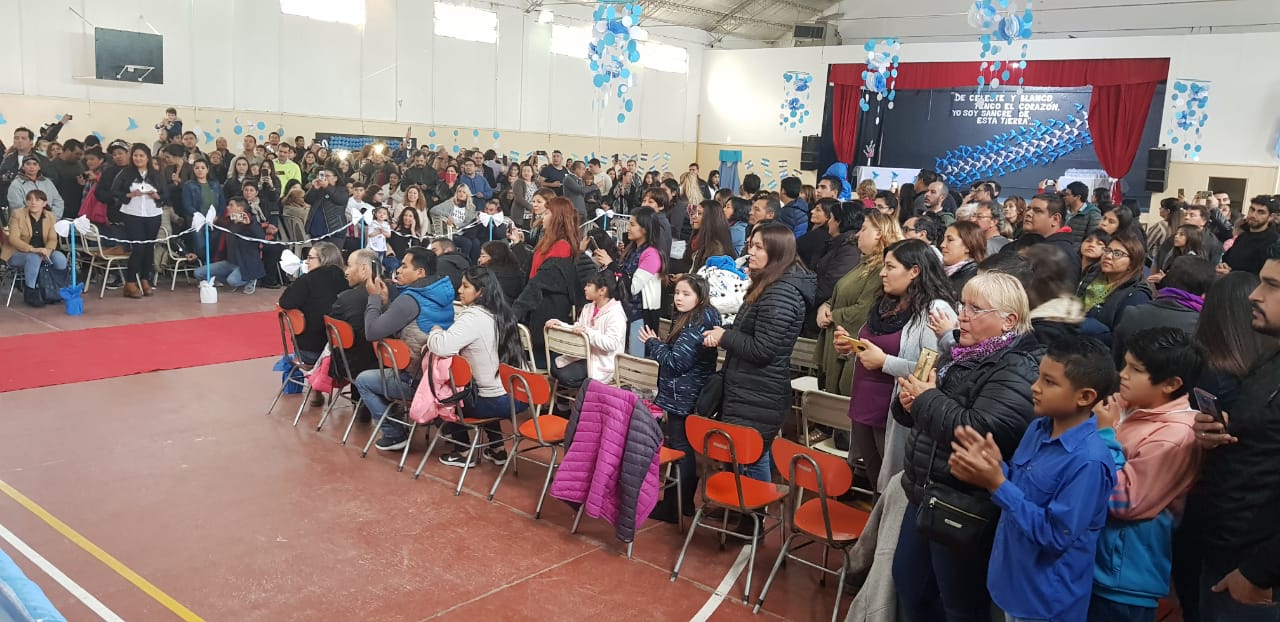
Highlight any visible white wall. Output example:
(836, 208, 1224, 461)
(700, 32, 1280, 167)
(0, 0, 703, 144)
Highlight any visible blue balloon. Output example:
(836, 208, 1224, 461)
(1002, 70, 1011, 81)
(617, 113, 626, 123)
(608, 20, 628, 35)
(602, 33, 615, 46)
(593, 74, 606, 88)
(625, 100, 634, 112)
(859, 100, 870, 112)
(429, 130, 437, 137)
(628, 50, 640, 63)
(473, 129, 480, 137)
(234, 125, 243, 135)
(620, 68, 630, 78)
(590, 60, 599, 71)
(784, 72, 793, 82)
(864, 40, 876, 52)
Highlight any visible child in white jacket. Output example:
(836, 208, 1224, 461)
(548, 270, 628, 386)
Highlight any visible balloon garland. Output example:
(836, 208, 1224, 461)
(860, 39, 900, 125)
(970, 0, 1034, 90)
(589, 2, 644, 124)
(778, 71, 814, 131)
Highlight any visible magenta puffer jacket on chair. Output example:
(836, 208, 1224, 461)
(550, 380, 663, 543)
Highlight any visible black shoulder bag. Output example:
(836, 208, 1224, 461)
(915, 439, 1001, 549)
(426, 354, 477, 412)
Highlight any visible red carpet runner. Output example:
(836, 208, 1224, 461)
(0, 311, 280, 393)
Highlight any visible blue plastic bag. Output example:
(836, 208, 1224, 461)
(273, 356, 305, 394)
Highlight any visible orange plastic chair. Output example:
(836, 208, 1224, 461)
(670, 416, 788, 605)
(267, 308, 313, 423)
(412, 355, 505, 495)
(359, 339, 417, 471)
(753, 438, 871, 621)
(315, 316, 365, 443)
(487, 364, 566, 519)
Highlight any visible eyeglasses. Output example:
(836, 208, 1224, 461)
(1102, 248, 1130, 258)
(306, 255, 320, 261)
(958, 303, 1005, 318)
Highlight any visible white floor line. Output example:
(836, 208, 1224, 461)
(689, 544, 753, 622)
(0, 522, 125, 622)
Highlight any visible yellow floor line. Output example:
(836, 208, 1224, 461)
(0, 478, 204, 621)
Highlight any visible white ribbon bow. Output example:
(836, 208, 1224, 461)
(478, 212, 505, 226)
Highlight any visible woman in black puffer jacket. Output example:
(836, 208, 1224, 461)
(891, 271, 1044, 622)
(642, 274, 722, 522)
(702, 223, 815, 482)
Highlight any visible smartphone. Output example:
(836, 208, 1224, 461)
(1193, 388, 1224, 426)
(587, 237, 599, 252)
(1195, 190, 1211, 200)
(841, 335, 868, 353)
(914, 348, 939, 381)
(369, 257, 381, 279)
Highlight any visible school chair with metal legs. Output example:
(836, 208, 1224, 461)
(267, 308, 313, 424)
(360, 339, 417, 471)
(753, 438, 870, 622)
(487, 364, 565, 519)
(671, 416, 788, 605)
(610, 354, 686, 534)
(413, 356, 505, 495)
(317, 316, 364, 443)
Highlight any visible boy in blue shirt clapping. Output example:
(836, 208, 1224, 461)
(949, 338, 1119, 622)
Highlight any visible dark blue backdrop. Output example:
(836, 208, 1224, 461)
(845, 84, 1164, 205)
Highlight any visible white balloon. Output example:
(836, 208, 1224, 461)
(992, 78, 1001, 87)
(622, 15, 632, 27)
(73, 215, 92, 235)
(594, 21, 607, 33)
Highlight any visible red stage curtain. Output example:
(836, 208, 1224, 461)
(827, 58, 1170, 192)
(1087, 81, 1158, 201)
(831, 84, 861, 164)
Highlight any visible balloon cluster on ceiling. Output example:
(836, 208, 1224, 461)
(860, 38, 900, 125)
(588, 2, 644, 124)
(969, 0, 1034, 89)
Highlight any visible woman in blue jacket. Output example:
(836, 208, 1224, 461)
(182, 159, 227, 256)
(640, 274, 721, 523)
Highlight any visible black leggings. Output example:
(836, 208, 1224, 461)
(122, 213, 162, 281)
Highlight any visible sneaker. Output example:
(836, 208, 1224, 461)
(374, 435, 409, 451)
(438, 451, 479, 468)
(261, 281, 282, 290)
(482, 448, 509, 466)
(105, 276, 123, 290)
(242, 280, 257, 295)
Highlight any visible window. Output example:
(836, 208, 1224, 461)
(550, 24, 591, 58)
(638, 41, 688, 74)
(434, 2, 498, 44)
(280, 0, 365, 26)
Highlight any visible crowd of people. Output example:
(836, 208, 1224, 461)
(4, 114, 1280, 621)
